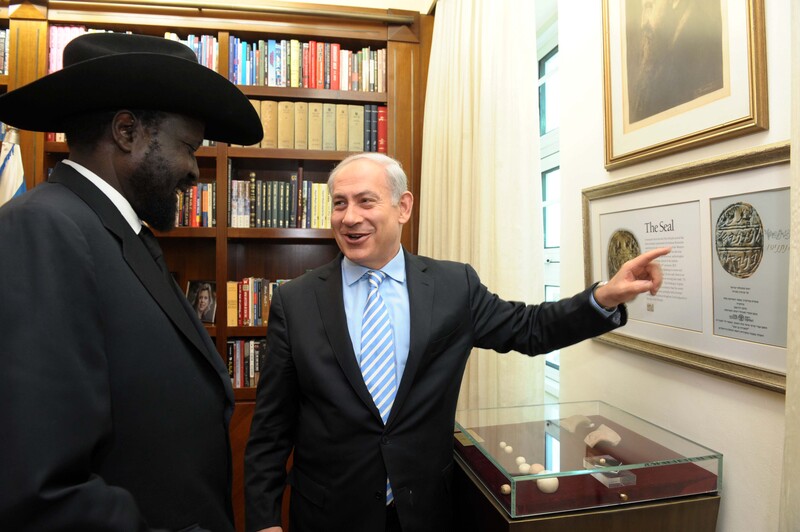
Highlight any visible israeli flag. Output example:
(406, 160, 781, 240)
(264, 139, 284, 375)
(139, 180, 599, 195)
(0, 128, 26, 207)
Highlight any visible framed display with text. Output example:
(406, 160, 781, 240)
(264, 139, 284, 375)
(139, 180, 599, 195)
(602, 0, 768, 169)
(582, 142, 789, 392)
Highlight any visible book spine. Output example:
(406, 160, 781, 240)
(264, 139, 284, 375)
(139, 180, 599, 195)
(324, 42, 331, 89)
(302, 42, 310, 88)
(226, 342, 234, 383)
(249, 172, 256, 228)
(294, 101, 308, 150)
(227, 281, 238, 327)
(210, 182, 216, 228)
(267, 40, 277, 86)
(363, 105, 371, 152)
(369, 104, 378, 153)
(316, 41, 325, 89)
(308, 41, 317, 89)
(237, 280, 244, 326)
(330, 42, 340, 90)
(377, 105, 389, 153)
(289, 173, 298, 228)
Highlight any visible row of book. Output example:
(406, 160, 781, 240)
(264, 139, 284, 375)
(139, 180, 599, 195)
(229, 37, 386, 93)
(49, 25, 389, 96)
(225, 277, 288, 327)
(229, 173, 332, 229)
(227, 339, 264, 388)
(176, 182, 216, 228)
(247, 100, 387, 154)
(50, 26, 217, 74)
(48, 26, 116, 73)
(164, 31, 218, 70)
(0, 29, 9, 75)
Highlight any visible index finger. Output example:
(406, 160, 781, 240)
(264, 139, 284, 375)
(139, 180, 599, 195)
(627, 246, 671, 269)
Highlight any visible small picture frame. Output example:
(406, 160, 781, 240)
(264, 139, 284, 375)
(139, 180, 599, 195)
(186, 280, 217, 323)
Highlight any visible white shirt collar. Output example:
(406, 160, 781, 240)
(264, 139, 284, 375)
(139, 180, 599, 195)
(62, 159, 143, 233)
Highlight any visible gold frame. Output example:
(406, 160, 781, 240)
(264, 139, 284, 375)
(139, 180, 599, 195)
(602, 0, 768, 170)
(583, 142, 789, 393)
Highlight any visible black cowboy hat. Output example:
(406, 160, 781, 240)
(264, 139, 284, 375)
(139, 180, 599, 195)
(0, 32, 263, 146)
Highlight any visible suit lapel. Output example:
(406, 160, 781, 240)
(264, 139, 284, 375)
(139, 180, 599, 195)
(316, 255, 386, 421)
(48, 165, 228, 384)
(386, 251, 433, 427)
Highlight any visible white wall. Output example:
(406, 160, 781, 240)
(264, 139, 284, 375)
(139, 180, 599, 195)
(558, 1, 790, 531)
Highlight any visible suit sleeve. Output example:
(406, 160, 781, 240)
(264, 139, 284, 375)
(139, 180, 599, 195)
(244, 286, 299, 531)
(0, 202, 177, 531)
(465, 264, 625, 355)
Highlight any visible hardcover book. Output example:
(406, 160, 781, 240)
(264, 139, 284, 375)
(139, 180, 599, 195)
(277, 101, 295, 149)
(308, 102, 324, 150)
(260, 100, 278, 149)
(377, 106, 388, 153)
(347, 104, 364, 152)
(294, 101, 308, 150)
(335, 104, 349, 151)
(322, 103, 336, 151)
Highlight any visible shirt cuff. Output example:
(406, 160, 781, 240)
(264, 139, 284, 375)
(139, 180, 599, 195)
(589, 281, 618, 317)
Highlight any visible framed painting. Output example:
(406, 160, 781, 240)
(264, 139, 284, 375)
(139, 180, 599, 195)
(602, 0, 768, 169)
(583, 142, 789, 392)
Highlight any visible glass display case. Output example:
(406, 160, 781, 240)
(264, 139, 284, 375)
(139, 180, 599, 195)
(454, 401, 722, 519)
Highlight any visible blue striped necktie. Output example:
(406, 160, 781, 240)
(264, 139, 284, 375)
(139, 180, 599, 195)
(360, 270, 396, 504)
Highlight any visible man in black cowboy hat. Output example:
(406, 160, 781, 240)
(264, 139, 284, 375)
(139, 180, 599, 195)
(0, 33, 262, 531)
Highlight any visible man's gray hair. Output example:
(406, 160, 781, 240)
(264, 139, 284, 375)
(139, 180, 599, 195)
(327, 152, 408, 205)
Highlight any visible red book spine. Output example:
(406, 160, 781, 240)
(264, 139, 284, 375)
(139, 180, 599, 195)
(377, 106, 388, 153)
(330, 43, 340, 90)
(316, 42, 325, 89)
(302, 43, 310, 88)
(308, 41, 317, 89)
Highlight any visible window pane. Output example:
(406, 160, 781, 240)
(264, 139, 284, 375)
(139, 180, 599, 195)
(538, 47, 559, 136)
(543, 69, 559, 133)
(542, 168, 560, 202)
(542, 167, 561, 249)
(544, 205, 561, 248)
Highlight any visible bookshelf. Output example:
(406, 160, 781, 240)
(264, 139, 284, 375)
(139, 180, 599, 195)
(8, 2, 432, 530)
(0, 5, 7, 90)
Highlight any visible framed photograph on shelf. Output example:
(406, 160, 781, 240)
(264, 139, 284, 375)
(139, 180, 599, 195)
(602, 0, 768, 169)
(582, 142, 789, 392)
(186, 280, 217, 324)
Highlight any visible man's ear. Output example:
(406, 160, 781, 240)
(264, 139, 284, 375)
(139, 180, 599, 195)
(111, 110, 137, 153)
(397, 190, 414, 224)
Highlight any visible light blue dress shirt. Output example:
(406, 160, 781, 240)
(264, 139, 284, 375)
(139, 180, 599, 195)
(341, 248, 410, 384)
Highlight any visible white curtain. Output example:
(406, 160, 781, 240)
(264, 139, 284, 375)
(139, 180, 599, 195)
(419, 0, 544, 411)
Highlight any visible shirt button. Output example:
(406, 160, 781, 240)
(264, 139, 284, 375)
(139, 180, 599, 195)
(374, 491, 383, 499)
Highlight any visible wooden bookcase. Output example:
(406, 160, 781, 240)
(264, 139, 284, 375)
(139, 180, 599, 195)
(0, 5, 7, 95)
(8, 1, 433, 530)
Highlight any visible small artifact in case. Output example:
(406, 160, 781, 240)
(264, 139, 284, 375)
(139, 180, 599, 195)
(454, 400, 721, 518)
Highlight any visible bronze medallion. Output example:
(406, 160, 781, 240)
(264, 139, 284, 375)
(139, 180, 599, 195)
(607, 230, 640, 278)
(715, 202, 764, 279)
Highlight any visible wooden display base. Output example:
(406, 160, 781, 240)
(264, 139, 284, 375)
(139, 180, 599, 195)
(452, 454, 720, 532)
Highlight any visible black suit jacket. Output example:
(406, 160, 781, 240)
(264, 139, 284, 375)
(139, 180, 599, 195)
(0, 163, 235, 532)
(245, 251, 625, 532)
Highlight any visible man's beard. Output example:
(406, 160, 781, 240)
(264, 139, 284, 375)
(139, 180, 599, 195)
(127, 141, 188, 231)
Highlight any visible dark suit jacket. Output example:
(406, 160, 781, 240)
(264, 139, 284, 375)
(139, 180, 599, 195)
(0, 163, 235, 532)
(245, 251, 625, 532)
